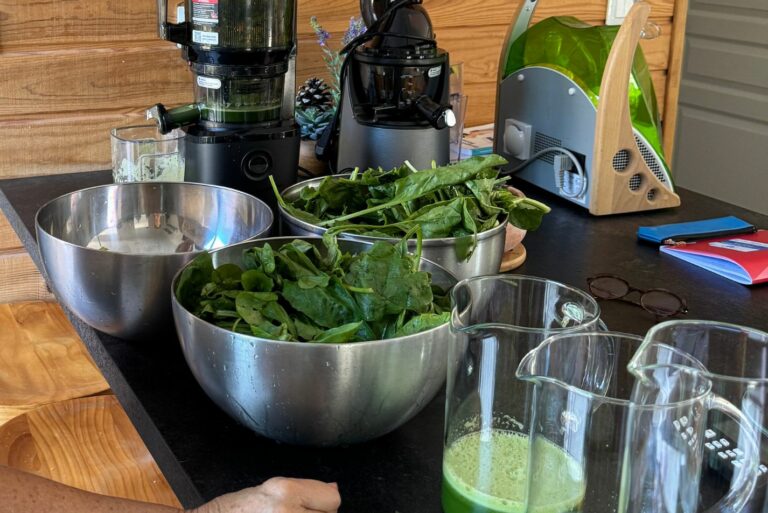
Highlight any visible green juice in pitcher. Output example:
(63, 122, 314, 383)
(442, 430, 585, 513)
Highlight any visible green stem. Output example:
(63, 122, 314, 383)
(269, 175, 288, 209)
(521, 197, 552, 212)
(343, 284, 374, 294)
(317, 198, 400, 226)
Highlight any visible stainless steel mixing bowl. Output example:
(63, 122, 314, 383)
(278, 175, 506, 281)
(171, 237, 457, 446)
(36, 182, 273, 340)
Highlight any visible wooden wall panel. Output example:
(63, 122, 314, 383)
(0, 111, 147, 179)
(0, 42, 190, 117)
(0, 0, 158, 48)
(295, 0, 674, 32)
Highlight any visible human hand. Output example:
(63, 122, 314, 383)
(191, 477, 341, 513)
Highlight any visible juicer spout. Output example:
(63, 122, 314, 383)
(147, 103, 201, 134)
(414, 96, 455, 130)
(516, 332, 615, 399)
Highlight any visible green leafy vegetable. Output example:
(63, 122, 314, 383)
(175, 236, 451, 343)
(273, 154, 551, 262)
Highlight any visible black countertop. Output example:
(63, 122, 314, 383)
(1, 171, 767, 512)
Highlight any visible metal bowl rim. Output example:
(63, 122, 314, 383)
(279, 174, 509, 245)
(171, 236, 457, 349)
(34, 181, 274, 257)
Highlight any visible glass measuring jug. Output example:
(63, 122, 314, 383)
(516, 332, 758, 513)
(443, 275, 603, 513)
(630, 320, 768, 511)
(111, 125, 185, 183)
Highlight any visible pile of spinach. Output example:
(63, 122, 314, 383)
(271, 154, 550, 261)
(175, 235, 451, 343)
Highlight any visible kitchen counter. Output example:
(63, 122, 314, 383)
(2, 171, 767, 512)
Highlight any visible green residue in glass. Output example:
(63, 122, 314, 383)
(502, 17, 669, 178)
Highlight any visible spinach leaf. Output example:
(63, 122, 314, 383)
(241, 270, 274, 292)
(295, 316, 324, 341)
(465, 178, 505, 217)
(316, 176, 368, 211)
(183, 237, 451, 344)
(282, 277, 359, 329)
(395, 312, 451, 337)
(243, 243, 276, 274)
(235, 291, 279, 325)
(406, 198, 464, 238)
(314, 322, 363, 343)
(213, 263, 244, 289)
(273, 154, 551, 246)
(175, 253, 214, 311)
(492, 189, 551, 231)
(344, 241, 433, 322)
(274, 242, 330, 289)
(319, 155, 508, 226)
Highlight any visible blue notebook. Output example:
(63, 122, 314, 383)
(637, 217, 756, 245)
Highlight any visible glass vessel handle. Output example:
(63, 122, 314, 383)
(705, 394, 760, 513)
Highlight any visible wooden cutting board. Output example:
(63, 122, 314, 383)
(0, 302, 109, 426)
(0, 395, 181, 508)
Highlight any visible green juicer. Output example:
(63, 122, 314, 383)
(149, 0, 299, 209)
(493, 5, 674, 211)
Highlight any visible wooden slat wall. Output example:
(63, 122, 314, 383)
(0, 0, 684, 303)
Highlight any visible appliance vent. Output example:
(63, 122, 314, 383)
(533, 133, 562, 164)
(634, 134, 666, 184)
(612, 150, 630, 171)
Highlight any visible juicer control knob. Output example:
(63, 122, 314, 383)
(243, 152, 272, 181)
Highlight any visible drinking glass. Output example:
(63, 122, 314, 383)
(516, 332, 758, 513)
(630, 320, 768, 511)
(443, 275, 603, 513)
(111, 125, 185, 183)
(449, 62, 466, 163)
(449, 95, 468, 163)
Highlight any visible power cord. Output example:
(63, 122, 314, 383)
(502, 146, 587, 199)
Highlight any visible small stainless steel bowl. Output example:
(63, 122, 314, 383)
(171, 237, 457, 446)
(279, 175, 506, 281)
(35, 182, 273, 340)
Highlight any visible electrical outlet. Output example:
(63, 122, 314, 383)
(605, 0, 634, 25)
(503, 119, 533, 161)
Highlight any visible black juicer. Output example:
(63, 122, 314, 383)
(322, 0, 455, 172)
(149, 0, 299, 207)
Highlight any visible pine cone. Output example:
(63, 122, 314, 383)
(296, 77, 334, 112)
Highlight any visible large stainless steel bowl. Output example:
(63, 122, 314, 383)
(171, 237, 457, 446)
(36, 182, 273, 340)
(278, 175, 506, 281)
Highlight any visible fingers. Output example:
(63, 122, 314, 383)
(264, 477, 341, 512)
(261, 477, 341, 513)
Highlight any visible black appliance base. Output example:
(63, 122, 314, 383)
(183, 123, 300, 214)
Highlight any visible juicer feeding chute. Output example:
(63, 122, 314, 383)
(148, 0, 300, 209)
(318, 0, 455, 172)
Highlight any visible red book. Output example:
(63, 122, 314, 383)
(660, 230, 768, 285)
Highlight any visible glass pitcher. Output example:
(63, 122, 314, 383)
(630, 320, 768, 511)
(514, 332, 759, 513)
(443, 275, 603, 513)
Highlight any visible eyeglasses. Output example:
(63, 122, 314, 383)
(586, 274, 688, 318)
